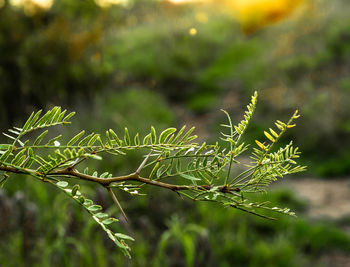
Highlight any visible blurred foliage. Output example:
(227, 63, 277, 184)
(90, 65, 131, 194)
(0, 0, 109, 128)
(2, 182, 350, 266)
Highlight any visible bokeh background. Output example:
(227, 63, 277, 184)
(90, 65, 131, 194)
(1, 0, 350, 266)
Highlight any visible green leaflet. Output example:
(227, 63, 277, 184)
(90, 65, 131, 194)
(143, 133, 152, 145)
(180, 173, 201, 182)
(134, 133, 140, 146)
(151, 126, 156, 144)
(87, 134, 99, 147)
(63, 111, 76, 123)
(50, 107, 62, 124)
(22, 111, 35, 132)
(83, 199, 94, 207)
(105, 130, 113, 147)
(88, 205, 103, 212)
(115, 233, 135, 241)
(71, 184, 80, 196)
(109, 129, 121, 146)
(95, 212, 109, 219)
(56, 181, 69, 188)
(159, 128, 176, 144)
(33, 130, 49, 146)
(0, 146, 12, 162)
(102, 218, 118, 225)
(78, 132, 94, 146)
(67, 130, 85, 146)
(11, 149, 27, 165)
(0, 144, 11, 150)
(124, 127, 131, 146)
(26, 110, 42, 130)
(46, 135, 62, 146)
(178, 127, 195, 144)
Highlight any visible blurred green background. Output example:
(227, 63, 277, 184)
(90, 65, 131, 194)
(1, 0, 350, 266)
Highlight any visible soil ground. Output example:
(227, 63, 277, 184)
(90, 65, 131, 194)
(277, 177, 350, 267)
(278, 177, 350, 219)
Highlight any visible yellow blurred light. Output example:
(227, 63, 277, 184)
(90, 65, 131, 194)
(10, 0, 24, 7)
(189, 27, 197, 35)
(166, 0, 304, 34)
(169, 0, 207, 4)
(222, 0, 304, 34)
(0, 0, 5, 8)
(10, 0, 53, 10)
(30, 0, 53, 9)
(95, 0, 129, 8)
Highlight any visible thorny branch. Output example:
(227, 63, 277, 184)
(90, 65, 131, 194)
(0, 94, 306, 256)
(0, 165, 240, 194)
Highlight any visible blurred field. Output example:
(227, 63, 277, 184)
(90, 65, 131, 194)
(1, 0, 350, 266)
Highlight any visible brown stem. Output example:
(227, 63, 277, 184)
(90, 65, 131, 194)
(52, 167, 193, 190)
(0, 165, 240, 193)
(0, 166, 25, 174)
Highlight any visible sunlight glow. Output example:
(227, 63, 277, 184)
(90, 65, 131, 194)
(10, 0, 53, 10)
(95, 0, 129, 8)
(167, 0, 304, 33)
(8, 0, 304, 34)
(10, 0, 24, 7)
(220, 0, 305, 33)
(189, 27, 197, 35)
(9, 0, 130, 10)
(168, 0, 207, 4)
(31, 0, 53, 9)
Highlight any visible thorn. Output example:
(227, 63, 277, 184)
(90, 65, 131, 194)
(135, 150, 152, 175)
(176, 191, 184, 200)
(71, 158, 84, 168)
(107, 187, 129, 223)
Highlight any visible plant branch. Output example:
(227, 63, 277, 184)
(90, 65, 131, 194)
(0, 165, 240, 194)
